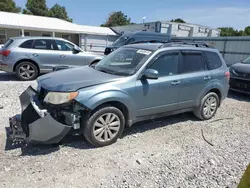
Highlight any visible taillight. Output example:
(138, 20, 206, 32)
(0, 50, 11, 57)
(225, 71, 230, 80)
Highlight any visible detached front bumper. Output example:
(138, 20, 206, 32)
(9, 87, 71, 144)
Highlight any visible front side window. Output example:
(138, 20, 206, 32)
(149, 53, 179, 77)
(19, 40, 34, 49)
(55, 40, 74, 51)
(95, 48, 152, 76)
(33, 39, 56, 50)
(181, 51, 205, 73)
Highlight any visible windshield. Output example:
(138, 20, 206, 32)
(243, 56, 250, 63)
(112, 36, 130, 47)
(95, 48, 152, 76)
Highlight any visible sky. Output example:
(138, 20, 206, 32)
(15, 0, 250, 30)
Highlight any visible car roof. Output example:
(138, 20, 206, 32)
(124, 43, 163, 51)
(10, 36, 66, 40)
(122, 31, 171, 38)
(123, 42, 219, 53)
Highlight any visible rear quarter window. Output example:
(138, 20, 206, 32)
(19, 40, 34, 49)
(3, 39, 13, 48)
(203, 51, 222, 70)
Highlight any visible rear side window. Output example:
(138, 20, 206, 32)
(33, 39, 57, 50)
(203, 51, 222, 70)
(19, 40, 34, 49)
(181, 51, 205, 73)
(3, 39, 13, 48)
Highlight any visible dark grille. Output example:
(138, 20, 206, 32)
(234, 71, 250, 79)
(230, 78, 250, 92)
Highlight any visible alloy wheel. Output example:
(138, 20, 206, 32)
(203, 96, 217, 119)
(19, 64, 35, 79)
(93, 113, 121, 142)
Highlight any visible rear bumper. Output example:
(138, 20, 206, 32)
(0, 61, 14, 72)
(8, 86, 71, 144)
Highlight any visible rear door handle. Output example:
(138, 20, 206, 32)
(204, 76, 211, 80)
(32, 53, 38, 57)
(171, 80, 181, 86)
(60, 54, 66, 58)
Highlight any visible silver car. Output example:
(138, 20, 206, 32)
(0, 37, 103, 80)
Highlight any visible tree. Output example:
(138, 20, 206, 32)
(0, 0, 21, 13)
(23, 0, 48, 16)
(218, 27, 238, 36)
(48, 3, 72, 22)
(170, 18, 186, 23)
(244, 26, 250, 36)
(101, 11, 132, 27)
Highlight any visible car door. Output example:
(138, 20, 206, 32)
(134, 51, 181, 117)
(31, 39, 59, 72)
(178, 50, 212, 109)
(55, 40, 86, 67)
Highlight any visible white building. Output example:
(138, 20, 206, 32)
(0, 11, 118, 53)
(112, 21, 220, 37)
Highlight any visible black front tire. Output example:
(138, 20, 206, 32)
(15, 61, 39, 81)
(194, 92, 219, 120)
(83, 105, 125, 147)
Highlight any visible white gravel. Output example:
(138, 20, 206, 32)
(0, 71, 249, 188)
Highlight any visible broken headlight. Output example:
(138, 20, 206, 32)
(44, 92, 79, 105)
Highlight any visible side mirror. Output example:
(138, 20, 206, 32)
(72, 46, 81, 54)
(143, 69, 159, 79)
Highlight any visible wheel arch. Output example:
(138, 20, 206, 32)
(196, 82, 224, 107)
(13, 59, 40, 73)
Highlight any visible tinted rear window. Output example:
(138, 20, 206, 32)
(19, 40, 34, 49)
(181, 51, 205, 73)
(3, 39, 13, 48)
(203, 51, 222, 70)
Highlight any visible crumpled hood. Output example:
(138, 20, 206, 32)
(37, 66, 121, 92)
(231, 62, 250, 73)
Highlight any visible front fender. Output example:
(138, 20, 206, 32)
(76, 90, 136, 120)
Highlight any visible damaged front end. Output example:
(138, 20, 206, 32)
(9, 86, 86, 145)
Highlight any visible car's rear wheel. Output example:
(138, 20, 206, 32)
(15, 61, 39, 81)
(83, 105, 125, 147)
(194, 92, 219, 120)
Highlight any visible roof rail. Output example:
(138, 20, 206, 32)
(161, 41, 214, 48)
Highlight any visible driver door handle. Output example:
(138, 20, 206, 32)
(171, 80, 181, 86)
(204, 76, 211, 80)
(32, 53, 38, 57)
(60, 54, 66, 58)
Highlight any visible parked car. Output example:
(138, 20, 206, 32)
(104, 31, 171, 55)
(229, 56, 250, 94)
(9, 42, 229, 147)
(0, 37, 103, 80)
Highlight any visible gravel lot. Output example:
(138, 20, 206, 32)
(0, 71, 249, 188)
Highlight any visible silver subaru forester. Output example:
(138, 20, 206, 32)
(0, 37, 103, 80)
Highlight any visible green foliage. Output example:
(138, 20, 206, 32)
(218, 27, 249, 36)
(101, 11, 132, 27)
(170, 18, 186, 23)
(244, 26, 250, 36)
(23, 0, 48, 16)
(48, 3, 72, 22)
(0, 0, 21, 13)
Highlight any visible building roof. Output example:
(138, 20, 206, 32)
(0, 11, 116, 36)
